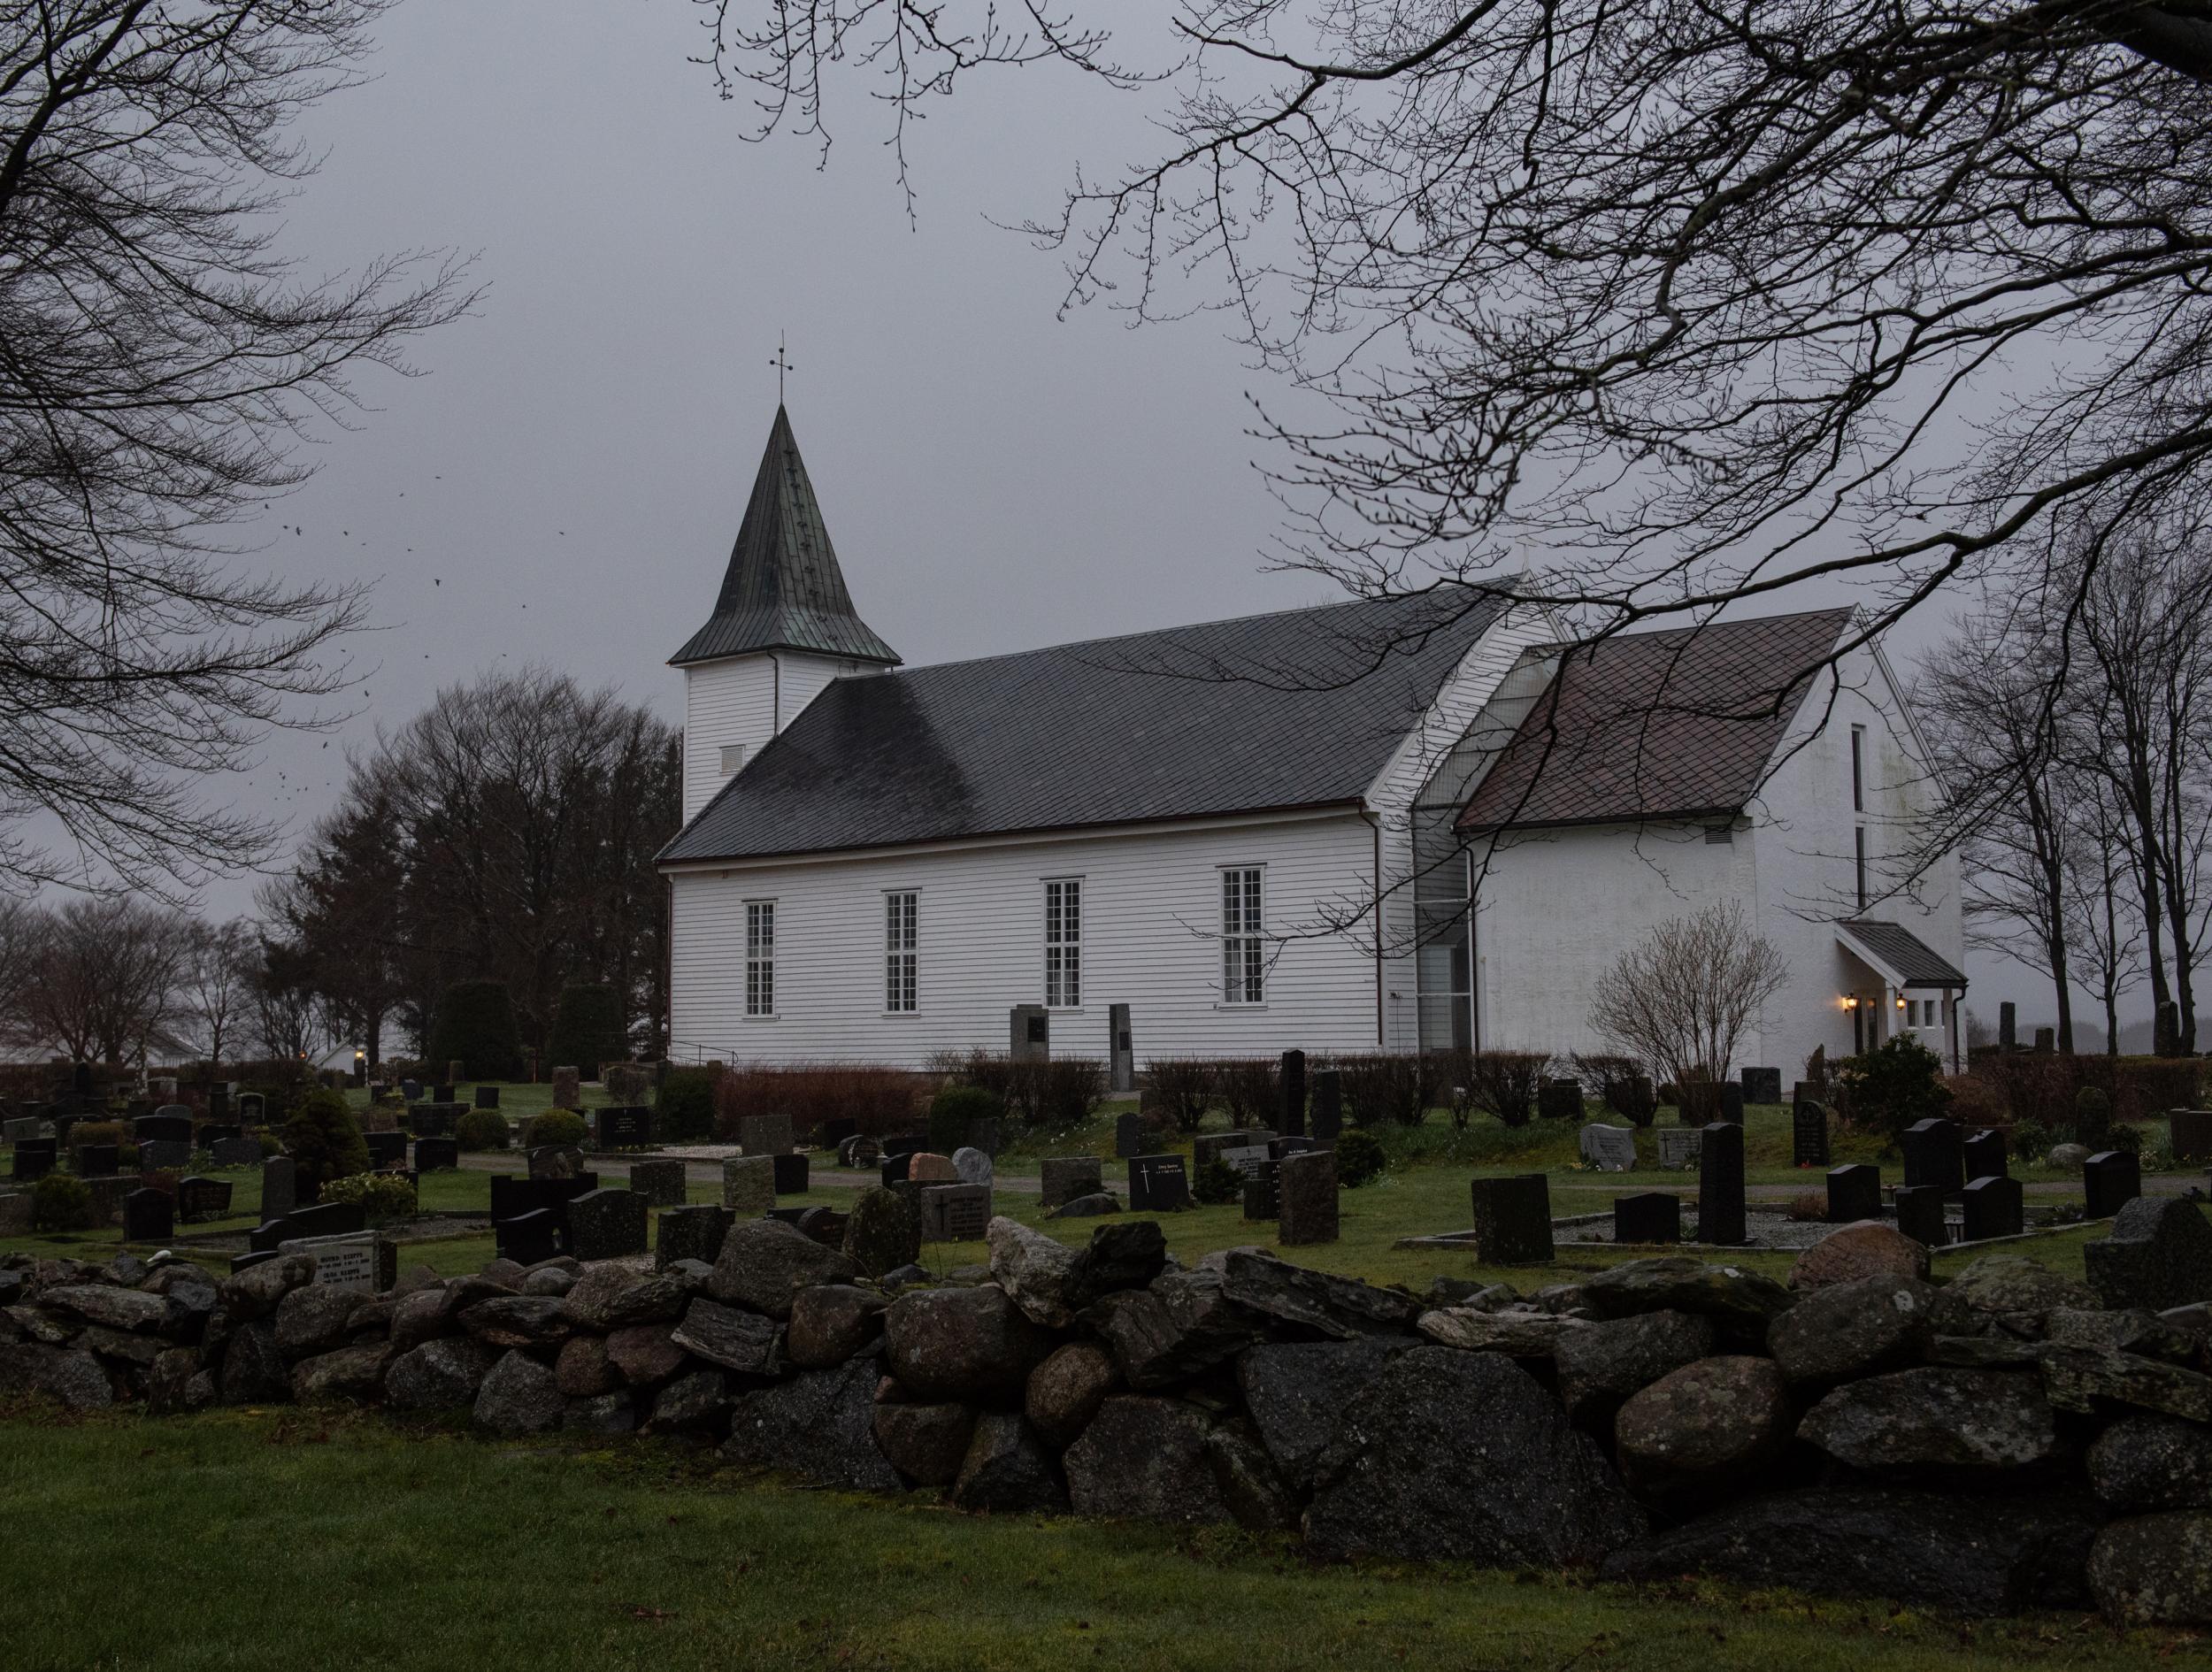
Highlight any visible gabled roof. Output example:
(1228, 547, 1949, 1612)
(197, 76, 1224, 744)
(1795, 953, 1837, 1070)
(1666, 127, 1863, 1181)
(661, 587, 1510, 865)
(669, 406, 901, 668)
(1456, 608, 1856, 832)
(1838, 920, 1969, 988)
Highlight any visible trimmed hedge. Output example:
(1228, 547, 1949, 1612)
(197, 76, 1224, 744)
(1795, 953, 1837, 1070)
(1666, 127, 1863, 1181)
(929, 1085, 1004, 1154)
(455, 1108, 511, 1153)
(545, 984, 626, 1081)
(524, 1108, 588, 1149)
(656, 1068, 718, 1143)
(280, 1089, 372, 1191)
(426, 980, 522, 1082)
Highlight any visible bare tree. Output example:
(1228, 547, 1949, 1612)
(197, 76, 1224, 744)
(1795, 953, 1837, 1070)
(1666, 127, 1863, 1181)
(0, 1, 472, 892)
(1587, 901, 1789, 1088)
(2062, 773, 2148, 1057)
(8, 895, 192, 1067)
(178, 917, 257, 1071)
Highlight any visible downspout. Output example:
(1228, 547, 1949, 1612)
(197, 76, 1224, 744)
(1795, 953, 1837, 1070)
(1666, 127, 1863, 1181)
(771, 653, 782, 734)
(1361, 808, 1385, 1049)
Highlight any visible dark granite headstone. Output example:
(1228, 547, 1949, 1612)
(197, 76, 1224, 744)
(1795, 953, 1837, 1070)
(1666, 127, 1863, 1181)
(234, 1092, 263, 1124)
(1718, 1082, 1746, 1125)
(920, 1183, 992, 1242)
(2085, 1150, 2143, 1218)
(879, 1152, 912, 1187)
(1740, 1066, 1783, 1106)
(474, 1085, 501, 1109)
(1539, 1078, 1584, 1122)
(1041, 1156, 1102, 1209)
(70, 1062, 92, 1095)
(261, 1155, 296, 1219)
(412, 1137, 458, 1172)
(880, 1132, 926, 1159)
(656, 1202, 734, 1269)
(1999, 1001, 2016, 1049)
(1826, 1162, 1881, 1223)
(1279, 1048, 1307, 1138)
(1278, 1149, 1339, 1245)
(821, 1117, 857, 1150)
(627, 1157, 687, 1208)
(1791, 1098, 1830, 1169)
(772, 1153, 810, 1194)
(71, 1142, 119, 1178)
(400, 1078, 423, 1101)
(177, 1176, 234, 1223)
(567, 1187, 649, 1260)
(1127, 1154, 1190, 1213)
(1901, 1118, 1965, 1194)
(1696, 1121, 1747, 1246)
(199, 1124, 241, 1148)
(410, 1102, 461, 1138)
(11, 1138, 55, 1181)
(795, 1206, 848, 1249)
(1310, 1068, 1342, 1145)
(488, 1172, 599, 1226)
(495, 1207, 561, 1265)
(1893, 1184, 1948, 1247)
(1470, 1174, 1553, 1264)
(138, 1139, 191, 1171)
(134, 1113, 193, 1146)
(1114, 1113, 1144, 1160)
(595, 1106, 652, 1149)
(432, 1084, 455, 1105)
(1241, 1160, 1281, 1222)
(2169, 1110, 2212, 1164)
(122, 1187, 174, 1243)
(206, 1087, 231, 1123)
(1962, 1128, 2008, 1183)
(2085, 1197, 2212, 1311)
(1614, 1192, 1681, 1246)
(1961, 1174, 2024, 1241)
(364, 1131, 408, 1170)
(211, 1136, 262, 1169)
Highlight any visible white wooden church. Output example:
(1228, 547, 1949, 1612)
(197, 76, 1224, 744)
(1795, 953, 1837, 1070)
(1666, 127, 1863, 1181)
(659, 411, 1967, 1075)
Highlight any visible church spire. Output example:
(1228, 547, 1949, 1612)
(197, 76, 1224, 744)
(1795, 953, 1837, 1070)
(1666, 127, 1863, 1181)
(668, 406, 901, 668)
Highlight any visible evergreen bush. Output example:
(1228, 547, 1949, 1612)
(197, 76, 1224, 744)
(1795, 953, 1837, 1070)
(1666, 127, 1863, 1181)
(1333, 1128, 1387, 1187)
(426, 980, 523, 1081)
(1839, 1035, 1952, 1146)
(455, 1108, 512, 1152)
(1193, 1157, 1243, 1205)
(545, 984, 626, 1081)
(32, 1172, 96, 1232)
(656, 1068, 718, 1143)
(279, 1089, 372, 1191)
(319, 1171, 419, 1224)
(929, 1085, 1003, 1154)
(524, 1108, 588, 1149)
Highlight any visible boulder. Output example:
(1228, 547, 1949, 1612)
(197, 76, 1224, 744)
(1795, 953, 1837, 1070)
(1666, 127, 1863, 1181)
(386, 1338, 497, 1410)
(724, 1358, 902, 1492)
(1304, 1346, 1644, 1563)
(290, 1343, 391, 1403)
(0, 1342, 112, 1409)
(710, 1218, 861, 1319)
(218, 1320, 290, 1404)
(389, 1286, 468, 1351)
(1062, 1220, 1167, 1307)
(987, 1216, 1077, 1328)
(1601, 1486, 2101, 1614)
(1025, 1342, 1121, 1448)
(1089, 1271, 1266, 1391)
(786, 1285, 889, 1369)
(1204, 1417, 1300, 1533)
(457, 1296, 572, 1351)
(1615, 1356, 1793, 1499)
(2047, 1307, 2203, 1363)
(671, 1298, 783, 1377)
(217, 1254, 316, 1323)
(1578, 1258, 1794, 1337)
(884, 1285, 1049, 1400)
(645, 1368, 732, 1434)
(272, 1285, 368, 1359)
(1064, 1397, 1230, 1524)
(1417, 1308, 1588, 1358)
(521, 1268, 575, 1298)
(146, 1346, 208, 1415)
(604, 1323, 687, 1387)
(1554, 1310, 1717, 1424)
(563, 1392, 636, 1435)
(2049, 1142, 2092, 1170)
(2087, 1198, 2212, 1313)
(39, 1284, 176, 1337)
(1788, 1222, 1931, 1292)
(1801, 1367, 2061, 1470)
(2088, 1414, 2212, 1512)
(1237, 1338, 1400, 1492)
(950, 1412, 1068, 1513)
(472, 1349, 564, 1433)
(555, 1334, 620, 1399)
(2089, 1512, 2212, 1625)
(1767, 1277, 1940, 1386)
(1219, 1252, 1423, 1339)
(560, 1264, 688, 1331)
(842, 1188, 924, 1279)
(1947, 1254, 2098, 1338)
(2044, 1346, 2212, 1422)
(1048, 1193, 1122, 1220)
(873, 1400, 979, 1485)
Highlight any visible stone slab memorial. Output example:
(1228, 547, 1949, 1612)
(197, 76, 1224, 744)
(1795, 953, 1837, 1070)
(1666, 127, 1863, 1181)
(549, 1067, 580, 1110)
(71, 1143, 118, 1178)
(919, 1183, 992, 1242)
(13, 1139, 60, 1184)
(399, 1078, 422, 1101)
(724, 1155, 775, 1216)
(2170, 1109, 2212, 1164)
(364, 1131, 408, 1170)
(2084, 1151, 2143, 1218)
(260, 1155, 297, 1219)
(1278, 1149, 1339, 1246)
(431, 1083, 456, 1105)
(595, 1107, 652, 1149)
(1962, 1128, 2008, 1183)
(881, 1133, 926, 1158)
(773, 1153, 811, 1194)
(1740, 1066, 1783, 1106)
(1902, 1118, 1966, 1194)
(567, 1187, 650, 1261)
(1041, 1156, 1102, 1210)
(1219, 1143, 1273, 1181)
(278, 1230, 394, 1293)
(1656, 1127, 1701, 1170)
(176, 1176, 233, 1223)
(965, 1118, 1001, 1161)
(657, 1203, 733, 1269)
(1893, 1184, 1948, 1247)
(2085, 1196, 2212, 1311)
(1127, 1154, 1191, 1213)
(738, 1113, 795, 1157)
(474, 1085, 501, 1109)
(121, 1186, 174, 1243)
(249, 1200, 366, 1252)
(1010, 1003, 1049, 1063)
(206, 1087, 231, 1122)
(1697, 1121, 1747, 1246)
(1470, 1174, 1554, 1265)
(1242, 1161, 1281, 1222)
(135, 1112, 192, 1146)
(1792, 1097, 1830, 1169)
(211, 1135, 262, 1169)
(627, 1157, 687, 1208)
(138, 1139, 190, 1171)
(1280, 1047, 1307, 1138)
(1578, 1123, 1637, 1172)
(413, 1137, 459, 1172)
(1614, 1192, 1682, 1246)
(1310, 1068, 1342, 1145)
(199, 1123, 241, 1148)
(1109, 1002, 1134, 1095)
(1961, 1174, 2024, 1242)
(1113, 1113, 1144, 1160)
(1718, 1082, 1746, 1124)
(1826, 1162, 1881, 1223)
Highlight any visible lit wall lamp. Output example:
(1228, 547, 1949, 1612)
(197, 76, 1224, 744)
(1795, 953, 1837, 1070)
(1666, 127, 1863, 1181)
(1895, 994, 1908, 1010)
(1842, 995, 1858, 1009)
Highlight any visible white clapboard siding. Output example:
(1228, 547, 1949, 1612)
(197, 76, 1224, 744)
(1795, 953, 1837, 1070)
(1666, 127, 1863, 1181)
(680, 653, 884, 821)
(668, 810, 1384, 1069)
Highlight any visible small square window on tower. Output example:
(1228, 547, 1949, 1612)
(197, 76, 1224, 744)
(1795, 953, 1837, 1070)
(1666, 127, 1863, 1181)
(720, 744, 744, 776)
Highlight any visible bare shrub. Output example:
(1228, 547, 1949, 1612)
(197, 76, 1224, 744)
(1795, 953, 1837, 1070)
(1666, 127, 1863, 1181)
(1143, 1058, 1216, 1134)
(1588, 903, 1789, 1092)
(1465, 1050, 1550, 1128)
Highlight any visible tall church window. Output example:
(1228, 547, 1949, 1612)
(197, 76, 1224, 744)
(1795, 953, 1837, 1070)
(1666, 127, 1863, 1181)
(745, 901, 775, 1016)
(1222, 866, 1265, 1003)
(885, 891, 918, 1013)
(1044, 878, 1081, 1008)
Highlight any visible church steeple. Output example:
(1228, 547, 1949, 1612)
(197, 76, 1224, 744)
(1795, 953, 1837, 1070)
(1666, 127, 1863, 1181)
(668, 406, 900, 668)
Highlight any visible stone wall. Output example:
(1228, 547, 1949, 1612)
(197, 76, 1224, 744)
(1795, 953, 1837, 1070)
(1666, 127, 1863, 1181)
(5, 1201, 2212, 1627)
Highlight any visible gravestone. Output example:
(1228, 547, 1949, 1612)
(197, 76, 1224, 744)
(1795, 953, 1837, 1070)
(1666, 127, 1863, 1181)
(1718, 1082, 1746, 1125)
(400, 1079, 423, 1101)
(1218, 1143, 1273, 1181)
(1127, 1154, 1191, 1213)
(135, 1112, 192, 1146)
(1109, 1002, 1135, 1095)
(261, 1155, 296, 1219)
(836, 1133, 880, 1170)
(549, 1066, 580, 1110)
(2033, 1026, 2056, 1052)
(1578, 1123, 1637, 1172)
(211, 1135, 262, 1169)
(1962, 1128, 2008, 1183)
(965, 1118, 1001, 1161)
(495, 1208, 562, 1266)
(474, 1085, 501, 1109)
(1010, 1003, 1050, 1063)
(1470, 1174, 1554, 1265)
(1893, 1184, 1948, 1248)
(1310, 1069, 1343, 1144)
(410, 1103, 460, 1138)
(250, 1200, 366, 1251)
(199, 1124, 241, 1148)
(138, 1139, 191, 1171)
(1901, 1118, 1965, 1194)
(122, 1187, 173, 1243)
(738, 1113, 795, 1156)
(431, 1084, 455, 1106)
(487, 1173, 598, 1240)
(2, 1116, 41, 1144)
(879, 1153, 913, 1187)
(70, 1062, 91, 1095)
(279, 1230, 395, 1294)
(1241, 1160, 1281, 1222)
(1961, 1174, 2024, 1242)
(821, 1117, 857, 1151)
(2085, 1150, 2143, 1218)
(206, 1087, 231, 1122)
(1655, 1128, 1702, 1170)
(176, 1176, 234, 1223)
(772, 1153, 810, 1194)
(1278, 1150, 1339, 1246)
(724, 1155, 775, 1216)
(951, 1147, 992, 1187)
(657, 1203, 733, 1270)
(1999, 1001, 2016, 1049)
(528, 1144, 585, 1180)
(1792, 1097, 1830, 1169)
(1270, 1136, 1321, 1162)
(71, 1143, 118, 1178)
(795, 1205, 847, 1249)
(234, 1091, 265, 1124)
(627, 1158, 687, 1208)
(1696, 1121, 1747, 1246)
(1194, 1131, 1274, 1171)
(0, 1192, 28, 1237)
(920, 1183, 993, 1242)
(1614, 1192, 1682, 1246)
(1826, 1162, 1881, 1223)
(413, 1137, 459, 1172)
(594, 1107, 653, 1149)
(1114, 1113, 1144, 1160)
(1740, 1066, 1783, 1106)
(364, 1131, 408, 1170)
(447, 1060, 465, 1088)
(1280, 1048, 1307, 1138)
(1540, 1078, 1584, 1122)
(881, 1134, 926, 1158)
(1041, 1156, 1102, 1210)
(2085, 1197, 2212, 1311)
(907, 1152, 958, 1184)
(2170, 1110, 2212, 1164)
(567, 1187, 649, 1261)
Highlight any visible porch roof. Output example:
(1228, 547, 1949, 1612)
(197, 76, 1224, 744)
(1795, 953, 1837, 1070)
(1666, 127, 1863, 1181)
(1836, 919, 1968, 990)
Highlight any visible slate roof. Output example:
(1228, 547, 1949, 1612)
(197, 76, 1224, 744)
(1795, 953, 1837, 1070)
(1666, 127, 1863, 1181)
(669, 406, 901, 668)
(1455, 608, 1856, 832)
(1838, 920, 1969, 987)
(662, 587, 1509, 864)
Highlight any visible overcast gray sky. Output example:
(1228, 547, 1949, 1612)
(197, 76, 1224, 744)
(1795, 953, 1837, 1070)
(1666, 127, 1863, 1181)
(143, 0, 2098, 1032)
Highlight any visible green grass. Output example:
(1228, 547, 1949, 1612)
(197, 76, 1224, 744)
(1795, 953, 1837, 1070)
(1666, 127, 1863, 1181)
(0, 1401, 2177, 1672)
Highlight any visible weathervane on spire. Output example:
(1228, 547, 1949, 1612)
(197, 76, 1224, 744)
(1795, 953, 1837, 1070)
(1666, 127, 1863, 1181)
(770, 333, 794, 404)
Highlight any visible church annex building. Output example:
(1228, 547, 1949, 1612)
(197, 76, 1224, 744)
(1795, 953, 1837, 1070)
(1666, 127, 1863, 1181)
(657, 412, 1967, 1076)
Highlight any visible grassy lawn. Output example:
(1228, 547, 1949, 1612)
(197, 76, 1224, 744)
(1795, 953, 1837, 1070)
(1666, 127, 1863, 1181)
(0, 1401, 2176, 1672)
